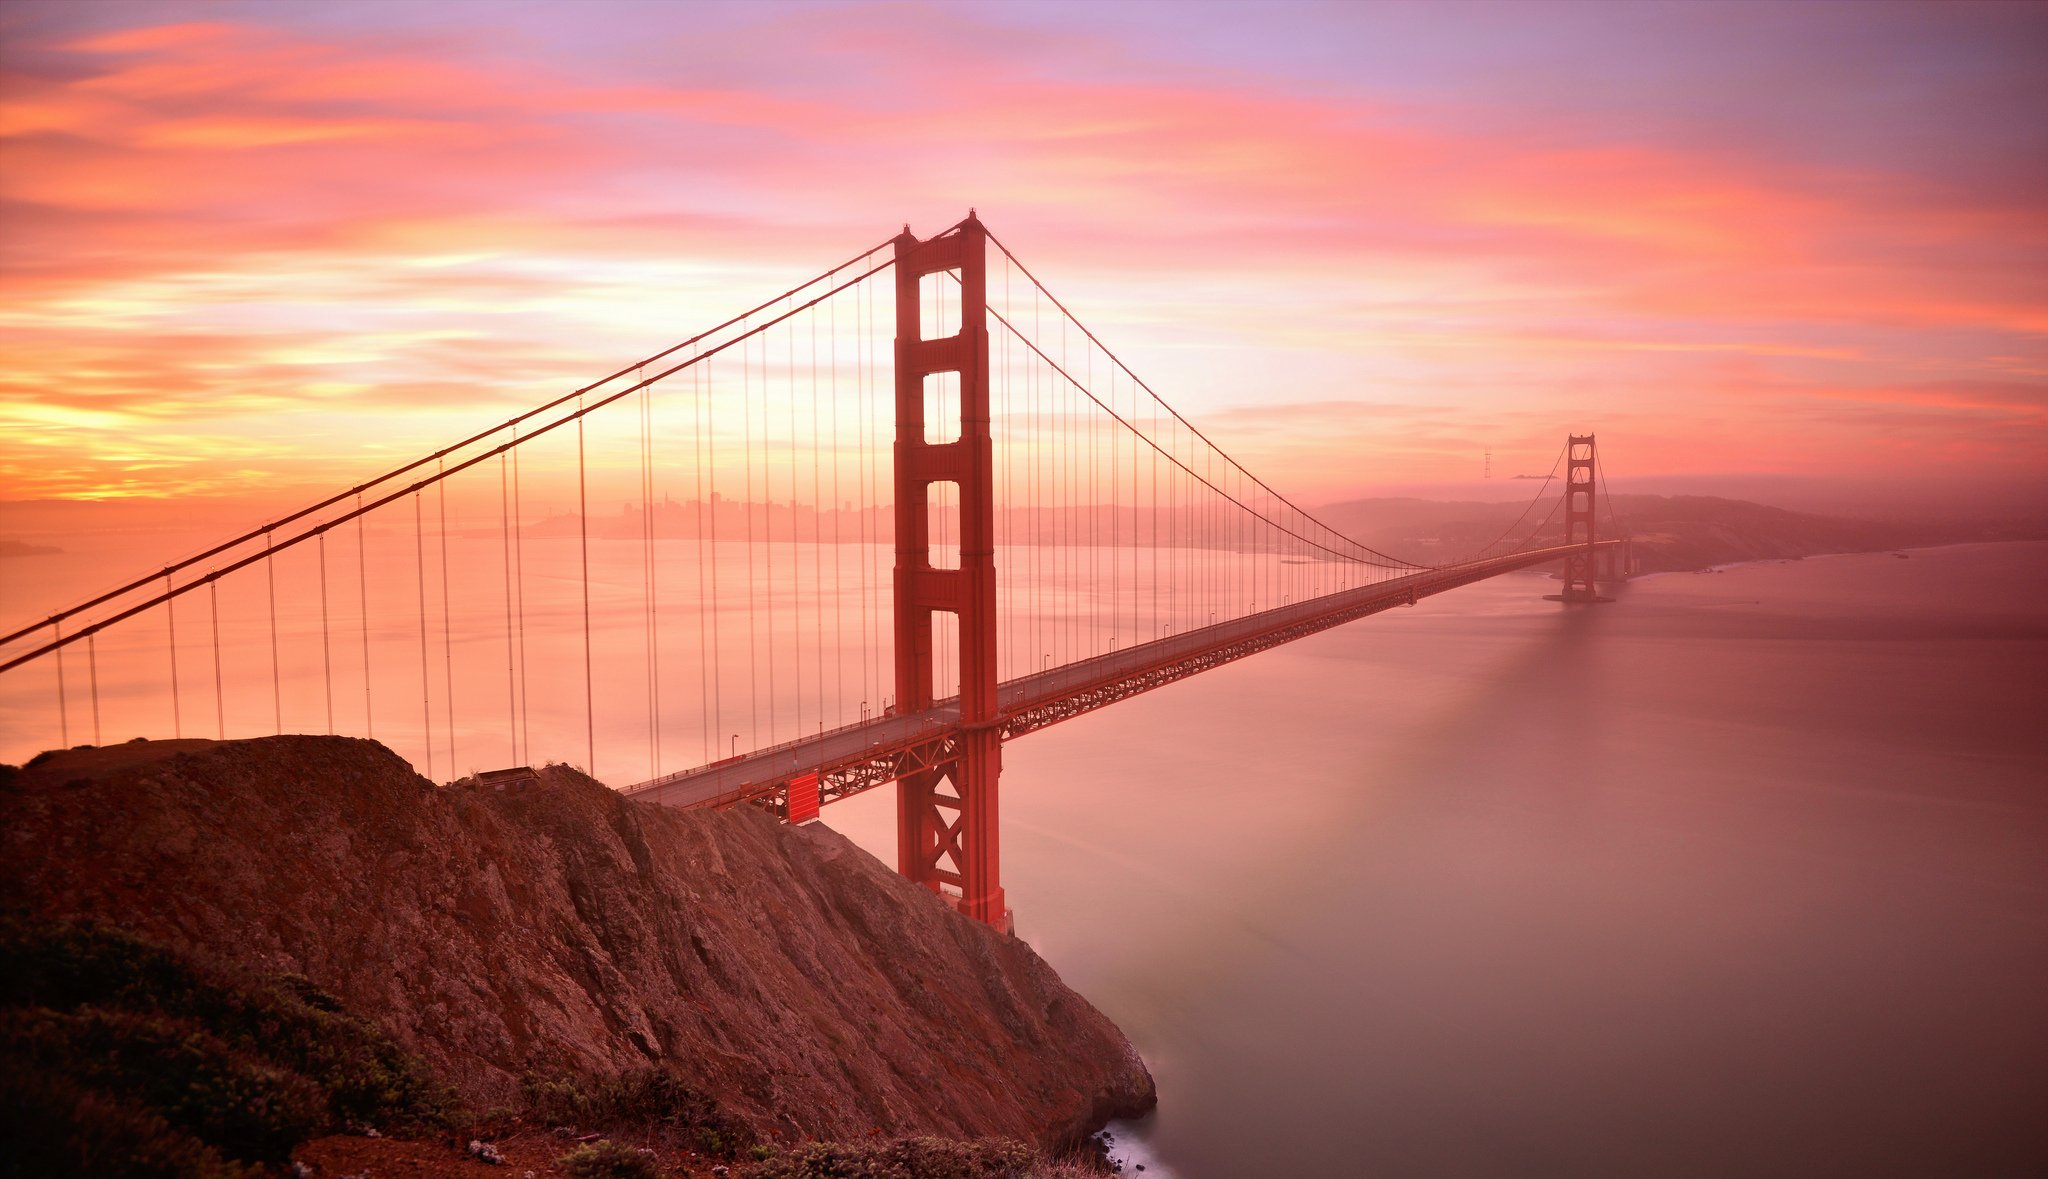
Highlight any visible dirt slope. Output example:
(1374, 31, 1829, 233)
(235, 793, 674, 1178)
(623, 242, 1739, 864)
(0, 736, 1154, 1149)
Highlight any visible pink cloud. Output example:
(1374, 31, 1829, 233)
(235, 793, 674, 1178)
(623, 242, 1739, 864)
(0, 7, 2040, 502)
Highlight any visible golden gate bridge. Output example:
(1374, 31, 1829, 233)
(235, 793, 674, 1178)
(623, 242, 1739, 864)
(0, 213, 1630, 932)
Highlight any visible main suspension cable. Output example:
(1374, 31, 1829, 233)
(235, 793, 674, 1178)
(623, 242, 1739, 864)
(0, 236, 905, 653)
(1, 252, 903, 675)
(980, 297, 1419, 571)
(1467, 442, 1568, 559)
(983, 229, 1435, 571)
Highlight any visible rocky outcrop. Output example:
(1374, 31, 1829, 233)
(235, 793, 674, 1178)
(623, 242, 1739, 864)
(0, 737, 1154, 1149)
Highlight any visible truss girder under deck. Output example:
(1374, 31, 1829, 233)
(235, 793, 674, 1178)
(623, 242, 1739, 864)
(622, 539, 1623, 822)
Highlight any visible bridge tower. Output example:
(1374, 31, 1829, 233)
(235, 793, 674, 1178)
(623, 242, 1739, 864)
(1556, 433, 1610, 603)
(892, 214, 1010, 932)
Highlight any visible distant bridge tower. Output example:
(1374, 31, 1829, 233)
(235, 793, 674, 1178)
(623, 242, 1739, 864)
(1555, 433, 1611, 603)
(892, 214, 1010, 932)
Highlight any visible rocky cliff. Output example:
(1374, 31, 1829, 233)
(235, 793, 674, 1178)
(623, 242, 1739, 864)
(0, 736, 1154, 1150)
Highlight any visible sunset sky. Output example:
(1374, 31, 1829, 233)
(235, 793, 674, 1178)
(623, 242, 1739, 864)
(3, 0, 2044, 509)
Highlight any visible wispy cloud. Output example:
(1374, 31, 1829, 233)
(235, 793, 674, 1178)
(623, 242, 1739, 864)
(1, 2, 2041, 501)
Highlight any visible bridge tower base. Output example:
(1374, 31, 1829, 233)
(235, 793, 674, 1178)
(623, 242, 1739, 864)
(892, 214, 1010, 933)
(1545, 433, 1613, 604)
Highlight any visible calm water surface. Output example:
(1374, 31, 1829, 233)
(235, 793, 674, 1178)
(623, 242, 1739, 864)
(6, 530, 2044, 1175)
(829, 542, 2048, 1177)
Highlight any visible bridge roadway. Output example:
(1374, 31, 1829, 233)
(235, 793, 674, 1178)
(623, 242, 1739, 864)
(622, 540, 1622, 816)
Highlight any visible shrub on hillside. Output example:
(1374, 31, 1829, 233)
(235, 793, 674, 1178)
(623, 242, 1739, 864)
(522, 1065, 750, 1156)
(4, 1005, 328, 1162)
(0, 918, 449, 1176)
(0, 1066, 257, 1179)
(558, 1138, 659, 1179)
(742, 1136, 1037, 1179)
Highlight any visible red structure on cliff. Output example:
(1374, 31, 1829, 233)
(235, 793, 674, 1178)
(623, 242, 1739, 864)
(0, 211, 1631, 933)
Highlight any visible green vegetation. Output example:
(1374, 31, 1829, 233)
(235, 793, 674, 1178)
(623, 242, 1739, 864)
(521, 1065, 753, 1157)
(741, 1136, 1039, 1179)
(0, 917, 449, 1178)
(0, 921, 1117, 1179)
(558, 1138, 661, 1179)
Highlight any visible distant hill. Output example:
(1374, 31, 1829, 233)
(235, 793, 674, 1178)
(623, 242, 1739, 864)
(1313, 493, 2038, 574)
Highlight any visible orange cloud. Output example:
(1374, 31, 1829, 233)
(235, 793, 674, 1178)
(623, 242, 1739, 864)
(0, 7, 2040, 505)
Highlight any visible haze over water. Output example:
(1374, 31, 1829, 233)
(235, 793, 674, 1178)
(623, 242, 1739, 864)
(4, 5, 2045, 1174)
(6, 523, 2043, 1174)
(829, 541, 2048, 1176)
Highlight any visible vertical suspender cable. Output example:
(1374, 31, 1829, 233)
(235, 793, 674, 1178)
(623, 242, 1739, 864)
(266, 530, 281, 734)
(166, 574, 181, 738)
(414, 493, 433, 779)
(812, 299, 824, 729)
(1072, 321, 1081, 659)
(319, 533, 333, 734)
(874, 263, 885, 708)
(87, 633, 101, 745)
(778, 329, 790, 732)
(210, 582, 224, 739)
(1122, 372, 1129, 650)
(778, 315, 786, 736)
(1109, 366, 1118, 655)
(1057, 312, 1067, 664)
(878, 264, 885, 704)
(500, 452, 517, 764)
(512, 428, 530, 758)
(707, 355, 722, 761)
(578, 398, 595, 777)
(640, 365, 658, 779)
(439, 461, 455, 772)
(1107, 367, 1117, 654)
(855, 272, 870, 713)
(357, 495, 373, 738)
(1173, 403, 1182, 620)
(1031, 277, 1040, 669)
(782, 310, 795, 736)
(1088, 340, 1098, 652)
(830, 273, 844, 720)
(54, 620, 69, 747)
(695, 355, 710, 764)
(857, 268, 870, 713)
(648, 373, 662, 776)
(744, 329, 759, 749)
(997, 261, 1008, 676)
(768, 326, 780, 739)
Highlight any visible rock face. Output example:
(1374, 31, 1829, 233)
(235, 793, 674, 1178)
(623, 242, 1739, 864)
(0, 736, 1154, 1148)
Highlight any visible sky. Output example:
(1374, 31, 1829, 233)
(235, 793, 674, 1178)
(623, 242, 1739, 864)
(2, 0, 2045, 511)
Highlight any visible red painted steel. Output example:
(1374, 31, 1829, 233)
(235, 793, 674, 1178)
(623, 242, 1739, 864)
(0, 200, 1634, 942)
(1560, 434, 1601, 601)
(609, 218, 1628, 936)
(623, 538, 1624, 818)
(891, 216, 1009, 931)
(788, 772, 820, 825)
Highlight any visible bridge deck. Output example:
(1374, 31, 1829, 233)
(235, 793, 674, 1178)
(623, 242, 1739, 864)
(623, 541, 1621, 813)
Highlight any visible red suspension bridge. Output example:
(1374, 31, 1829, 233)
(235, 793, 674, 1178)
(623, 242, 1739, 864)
(0, 213, 1630, 931)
